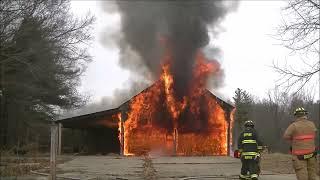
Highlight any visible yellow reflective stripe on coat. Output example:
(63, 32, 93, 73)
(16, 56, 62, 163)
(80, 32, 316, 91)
(257, 146, 263, 150)
(241, 152, 258, 156)
(244, 156, 253, 159)
(242, 140, 257, 144)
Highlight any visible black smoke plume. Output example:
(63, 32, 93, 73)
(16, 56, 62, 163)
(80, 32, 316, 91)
(115, 0, 238, 99)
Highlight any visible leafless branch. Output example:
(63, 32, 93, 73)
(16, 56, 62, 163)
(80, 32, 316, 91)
(273, 0, 320, 95)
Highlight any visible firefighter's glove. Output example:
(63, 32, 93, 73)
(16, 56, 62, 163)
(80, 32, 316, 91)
(254, 153, 261, 161)
(238, 149, 243, 157)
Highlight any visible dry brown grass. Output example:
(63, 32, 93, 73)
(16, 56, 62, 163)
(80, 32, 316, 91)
(260, 153, 294, 174)
(261, 153, 320, 175)
(0, 148, 71, 177)
(142, 156, 157, 180)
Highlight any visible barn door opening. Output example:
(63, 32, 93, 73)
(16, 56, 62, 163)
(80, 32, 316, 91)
(87, 127, 120, 155)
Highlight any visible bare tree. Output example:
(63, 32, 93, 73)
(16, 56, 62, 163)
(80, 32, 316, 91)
(274, 0, 320, 94)
(251, 89, 318, 152)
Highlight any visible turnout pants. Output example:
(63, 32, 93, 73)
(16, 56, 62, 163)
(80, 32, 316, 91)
(292, 155, 318, 180)
(240, 156, 259, 179)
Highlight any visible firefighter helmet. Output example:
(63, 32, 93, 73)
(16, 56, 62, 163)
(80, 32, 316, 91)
(244, 120, 254, 128)
(294, 107, 308, 116)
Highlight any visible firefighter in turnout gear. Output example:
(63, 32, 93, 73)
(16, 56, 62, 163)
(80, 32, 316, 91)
(238, 120, 263, 180)
(283, 107, 318, 180)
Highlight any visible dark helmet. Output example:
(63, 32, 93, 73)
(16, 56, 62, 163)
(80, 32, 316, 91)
(244, 120, 254, 128)
(294, 107, 308, 116)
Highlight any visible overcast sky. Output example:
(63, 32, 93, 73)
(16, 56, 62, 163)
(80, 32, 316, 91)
(70, 1, 319, 103)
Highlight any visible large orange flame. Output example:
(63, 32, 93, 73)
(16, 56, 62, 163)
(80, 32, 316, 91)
(118, 37, 230, 156)
(161, 63, 187, 126)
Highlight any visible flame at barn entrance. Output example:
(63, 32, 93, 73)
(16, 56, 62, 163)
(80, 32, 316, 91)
(118, 47, 230, 156)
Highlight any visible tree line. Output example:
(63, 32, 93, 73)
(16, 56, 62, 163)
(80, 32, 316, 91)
(233, 88, 319, 153)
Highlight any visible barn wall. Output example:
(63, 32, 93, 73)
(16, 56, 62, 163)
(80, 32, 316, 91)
(61, 127, 120, 155)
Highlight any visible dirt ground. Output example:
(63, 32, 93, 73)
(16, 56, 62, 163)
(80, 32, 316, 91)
(1, 153, 319, 179)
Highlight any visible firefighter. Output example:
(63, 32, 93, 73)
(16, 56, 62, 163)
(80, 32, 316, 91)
(238, 120, 263, 180)
(283, 107, 318, 180)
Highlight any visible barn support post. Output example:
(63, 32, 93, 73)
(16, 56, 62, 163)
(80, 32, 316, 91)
(119, 102, 129, 156)
(173, 128, 178, 156)
(227, 114, 231, 156)
(58, 123, 62, 155)
(225, 108, 232, 156)
(120, 112, 125, 156)
(50, 122, 58, 180)
(120, 105, 128, 156)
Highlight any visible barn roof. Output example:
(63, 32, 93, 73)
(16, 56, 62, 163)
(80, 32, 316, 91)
(56, 108, 120, 128)
(56, 83, 234, 129)
(116, 82, 234, 110)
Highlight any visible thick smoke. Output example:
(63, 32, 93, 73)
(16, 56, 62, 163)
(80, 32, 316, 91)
(98, 0, 238, 109)
(63, 1, 240, 117)
(113, 0, 237, 99)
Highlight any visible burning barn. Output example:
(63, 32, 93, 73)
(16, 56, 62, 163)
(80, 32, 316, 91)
(57, 88, 234, 156)
(56, 1, 237, 156)
(57, 65, 234, 156)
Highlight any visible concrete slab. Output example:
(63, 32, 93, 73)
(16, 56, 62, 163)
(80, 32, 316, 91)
(258, 174, 297, 180)
(54, 155, 318, 180)
(152, 156, 302, 180)
(152, 156, 240, 179)
(57, 155, 144, 179)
